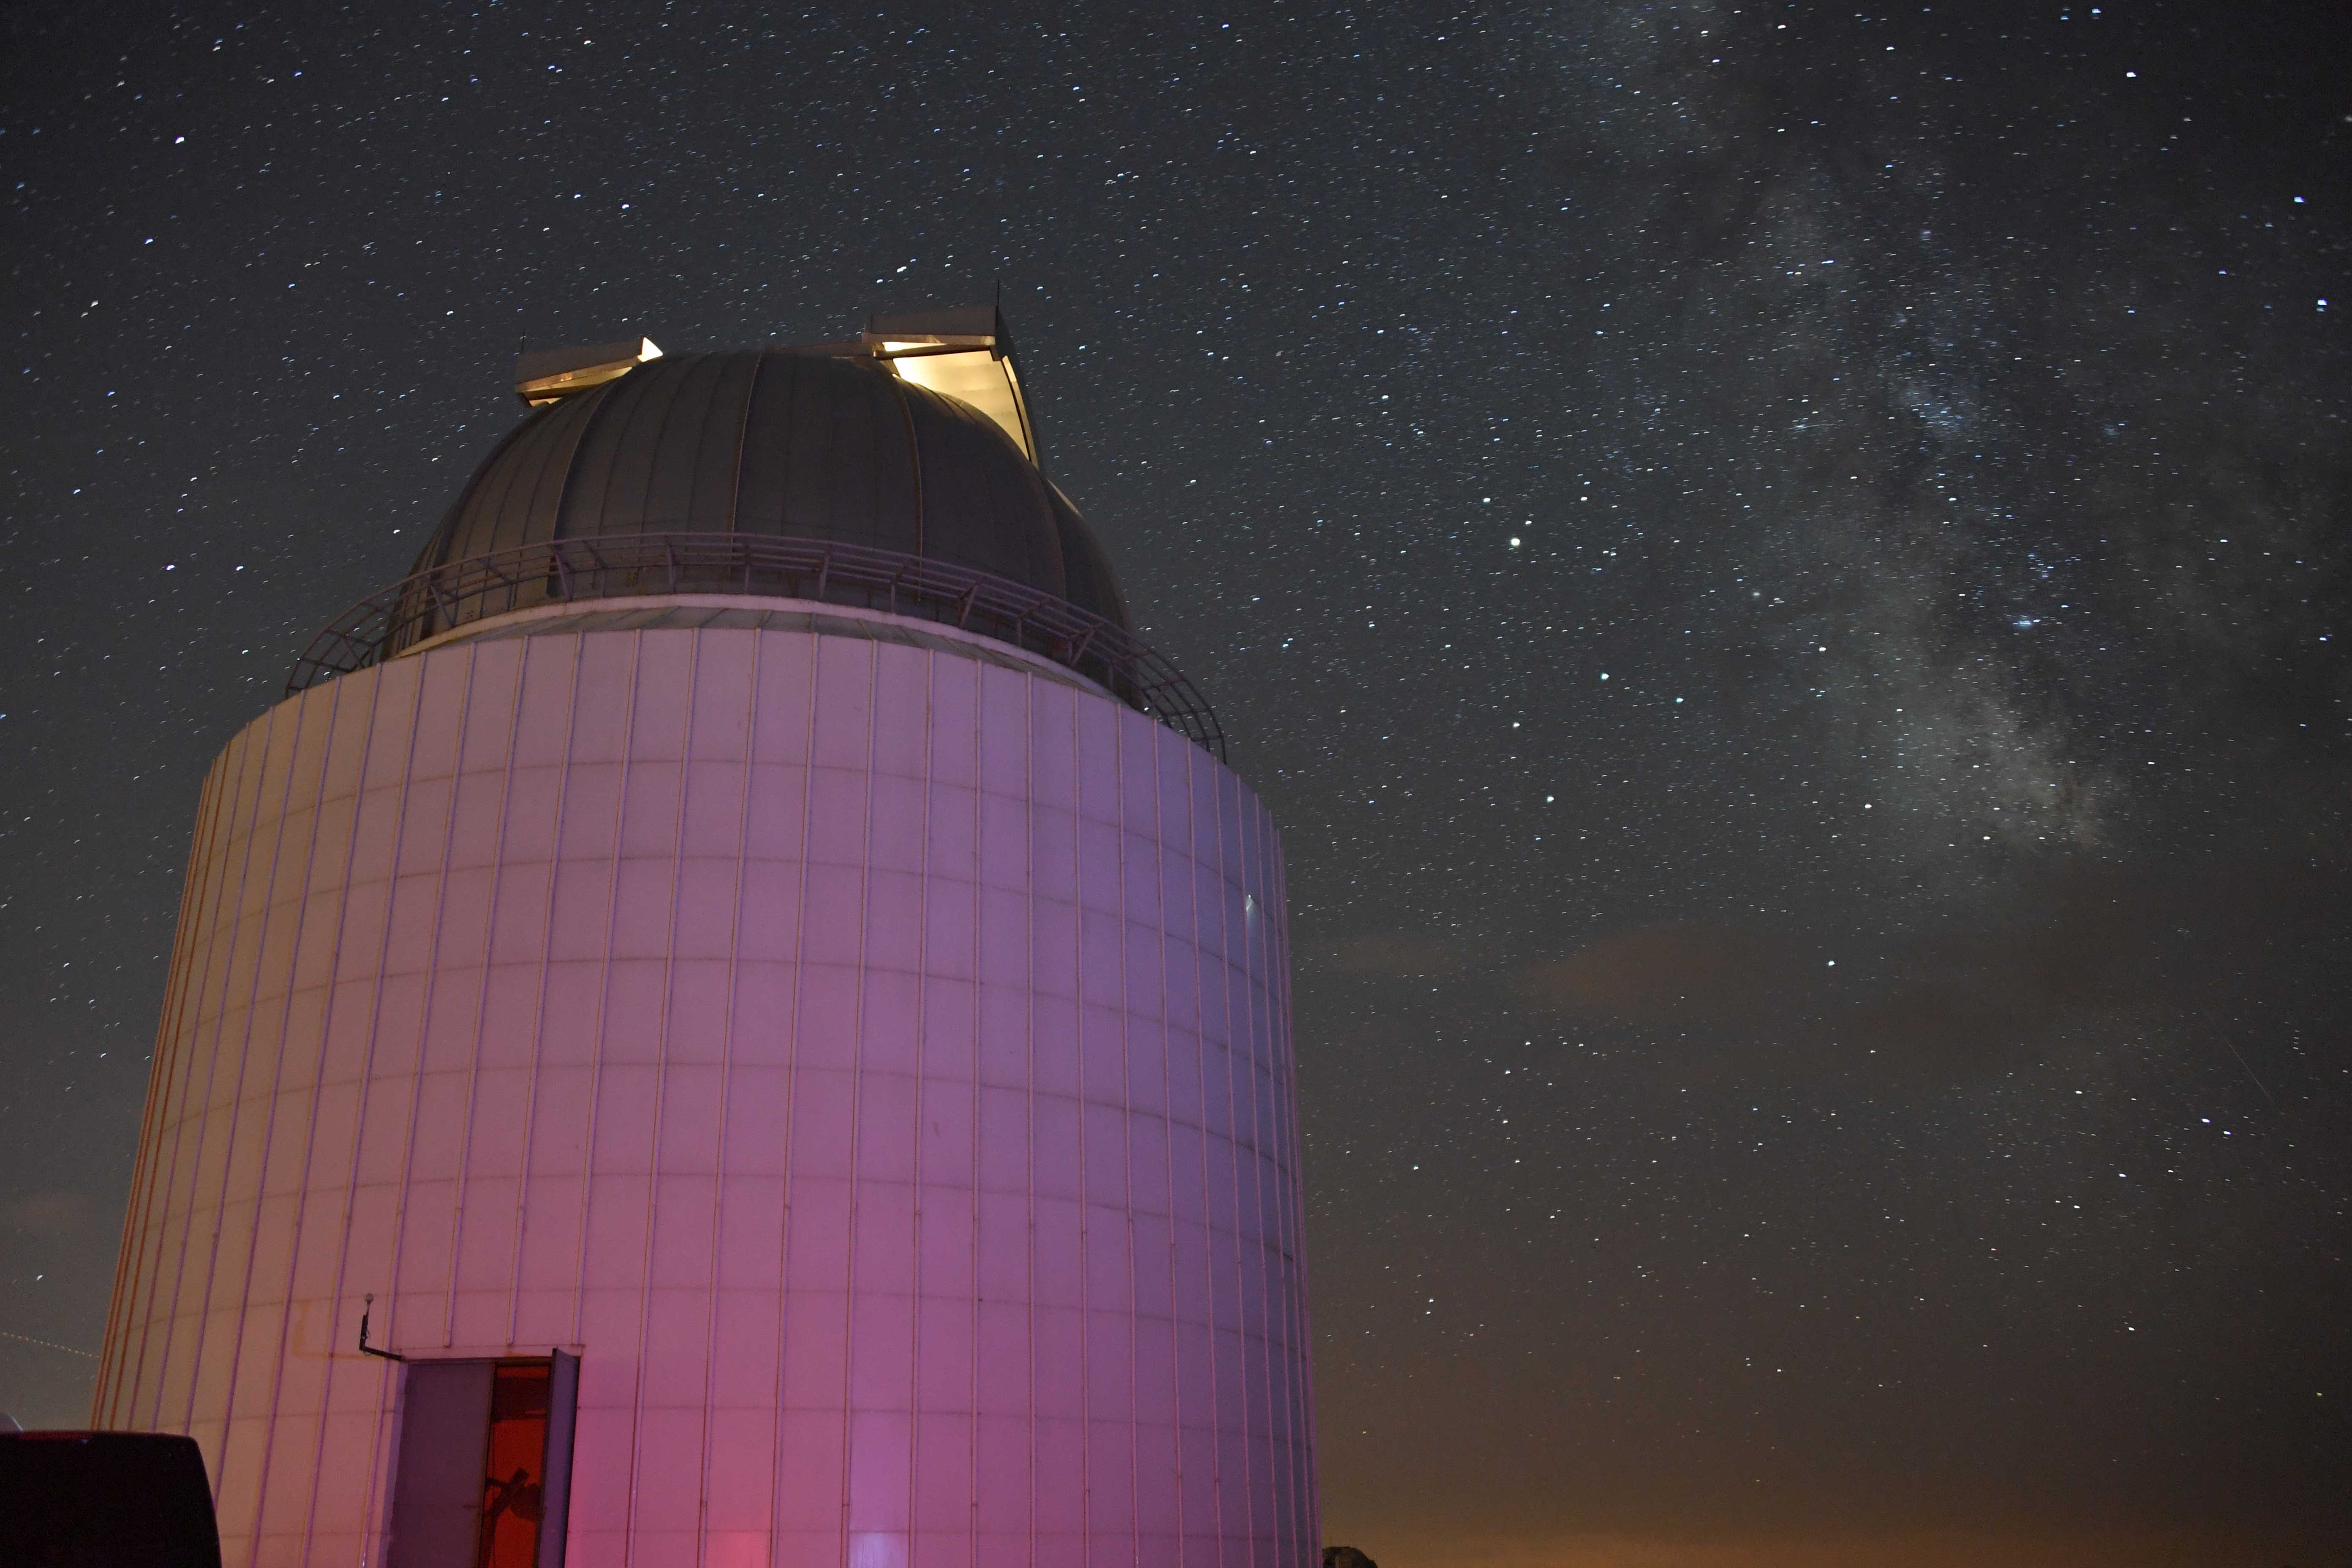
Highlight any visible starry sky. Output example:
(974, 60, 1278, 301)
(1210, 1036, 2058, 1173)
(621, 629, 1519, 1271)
(4, 1, 2348, 1563)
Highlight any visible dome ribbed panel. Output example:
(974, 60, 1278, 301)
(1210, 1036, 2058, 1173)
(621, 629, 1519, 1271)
(726, 353, 922, 554)
(632, 351, 743, 531)
(408, 347, 1130, 629)
(1048, 483, 1129, 629)
(694, 351, 763, 526)
(917, 392, 1067, 592)
(429, 387, 602, 564)
(728, 350, 801, 536)
(558, 350, 690, 536)
(513, 389, 604, 548)
(811, 355, 922, 553)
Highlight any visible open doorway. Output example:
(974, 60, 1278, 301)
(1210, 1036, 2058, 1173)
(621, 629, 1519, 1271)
(386, 1353, 577, 1568)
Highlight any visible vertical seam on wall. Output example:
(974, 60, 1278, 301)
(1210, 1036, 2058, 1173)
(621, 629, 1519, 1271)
(1266, 802, 1301, 1559)
(443, 638, 531, 1350)
(705, 621, 762, 1561)
(1184, 745, 1224, 1568)
(341, 657, 431, 1559)
(594, 629, 647, 1552)
(1236, 794, 1274, 1560)
(833, 632, 878, 1566)
(101, 731, 237, 1426)
(962, 654, 983, 1559)
(128, 728, 245, 1427)
(143, 724, 254, 1434)
(767, 626, 820, 1565)
(1021, 670, 1039, 1560)
(1261, 806, 1291, 1561)
(163, 700, 275, 1449)
(1072, 687, 1093, 1565)
(904, 645, 934, 1562)
(1153, 729, 1187, 1565)
(1116, 712, 1143, 1568)
(293, 660, 392, 1560)
(380, 646, 480, 1358)
(1243, 802, 1293, 1563)
(1217, 768, 1253, 1566)
(196, 691, 307, 1512)
(694, 625, 759, 1567)
(147, 739, 242, 1422)
(508, 634, 585, 1350)
(568, 630, 644, 1354)
(235, 682, 341, 1565)
(1250, 779, 1278, 1559)
(93, 727, 227, 1422)
(270, 670, 375, 1561)
(626, 628, 696, 1563)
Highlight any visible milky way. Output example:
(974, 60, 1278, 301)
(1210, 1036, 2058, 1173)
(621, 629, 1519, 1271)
(4, 3, 2346, 1561)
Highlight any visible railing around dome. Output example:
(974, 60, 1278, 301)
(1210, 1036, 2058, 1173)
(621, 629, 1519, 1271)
(286, 531, 1226, 760)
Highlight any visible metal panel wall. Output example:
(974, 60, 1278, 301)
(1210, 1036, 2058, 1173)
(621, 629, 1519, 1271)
(93, 613, 1315, 1568)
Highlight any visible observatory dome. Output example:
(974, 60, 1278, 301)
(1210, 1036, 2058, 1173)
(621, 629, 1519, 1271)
(108, 307, 1307, 1568)
(414, 346, 1130, 628)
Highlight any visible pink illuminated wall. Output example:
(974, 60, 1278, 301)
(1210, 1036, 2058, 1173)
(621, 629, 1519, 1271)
(94, 609, 1317, 1568)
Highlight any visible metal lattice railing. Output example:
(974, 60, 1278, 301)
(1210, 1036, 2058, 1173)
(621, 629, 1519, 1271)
(286, 531, 1225, 759)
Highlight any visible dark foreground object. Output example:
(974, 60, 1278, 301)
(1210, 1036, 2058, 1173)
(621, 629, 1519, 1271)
(1324, 1549, 1380, 1568)
(0, 1431, 222, 1568)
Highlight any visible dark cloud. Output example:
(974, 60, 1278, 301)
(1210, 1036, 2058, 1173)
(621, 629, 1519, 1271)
(1515, 920, 1817, 1026)
(0, 1191, 93, 1239)
(1515, 858, 2348, 1069)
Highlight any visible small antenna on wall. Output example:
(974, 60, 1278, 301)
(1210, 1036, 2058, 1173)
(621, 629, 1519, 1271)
(357, 1292, 405, 1361)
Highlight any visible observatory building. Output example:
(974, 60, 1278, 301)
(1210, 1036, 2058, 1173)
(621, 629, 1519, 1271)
(93, 311, 1317, 1567)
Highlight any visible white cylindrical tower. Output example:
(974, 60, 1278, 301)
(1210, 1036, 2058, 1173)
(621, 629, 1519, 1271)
(94, 324, 1316, 1568)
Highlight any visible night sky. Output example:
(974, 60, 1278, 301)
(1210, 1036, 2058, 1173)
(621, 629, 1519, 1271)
(5, 2, 2349, 1563)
